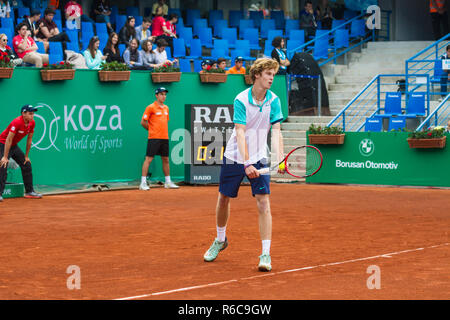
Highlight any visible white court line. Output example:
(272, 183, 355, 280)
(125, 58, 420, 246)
(114, 242, 449, 300)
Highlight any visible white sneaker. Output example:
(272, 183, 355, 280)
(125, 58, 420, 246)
(164, 181, 179, 189)
(139, 182, 150, 190)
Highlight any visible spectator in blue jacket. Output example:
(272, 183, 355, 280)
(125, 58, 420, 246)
(123, 37, 147, 70)
(135, 17, 155, 46)
(83, 36, 106, 69)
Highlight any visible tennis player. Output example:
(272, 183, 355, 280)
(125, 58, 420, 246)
(0, 105, 43, 202)
(140, 87, 179, 190)
(203, 58, 285, 271)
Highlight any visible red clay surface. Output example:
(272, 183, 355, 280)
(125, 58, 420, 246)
(0, 183, 449, 300)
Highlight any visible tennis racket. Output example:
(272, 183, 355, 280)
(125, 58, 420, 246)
(258, 145, 323, 178)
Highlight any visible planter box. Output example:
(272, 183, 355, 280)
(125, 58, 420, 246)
(98, 70, 131, 82)
(199, 73, 227, 83)
(308, 134, 345, 145)
(244, 74, 253, 85)
(2, 183, 24, 199)
(151, 72, 181, 83)
(41, 69, 75, 81)
(0, 67, 14, 79)
(407, 136, 446, 149)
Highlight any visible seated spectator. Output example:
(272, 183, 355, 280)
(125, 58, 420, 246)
(199, 59, 210, 73)
(216, 57, 227, 71)
(65, 0, 96, 28)
(94, 0, 113, 34)
(0, 33, 22, 65)
(316, 0, 334, 30)
(153, 38, 176, 65)
(152, 6, 165, 39)
(13, 22, 49, 67)
(83, 36, 106, 69)
(160, 13, 178, 54)
(300, 0, 318, 39)
(271, 36, 289, 75)
(0, 1, 11, 19)
(119, 16, 136, 45)
(36, 8, 70, 44)
(135, 17, 155, 46)
(123, 37, 147, 70)
(103, 32, 123, 63)
(152, 0, 168, 18)
(141, 39, 160, 69)
(24, 10, 41, 40)
(226, 56, 246, 74)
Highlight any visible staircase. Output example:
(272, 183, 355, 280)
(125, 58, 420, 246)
(275, 41, 435, 183)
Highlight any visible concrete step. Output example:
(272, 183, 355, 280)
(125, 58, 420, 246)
(335, 76, 374, 84)
(285, 116, 334, 123)
(283, 137, 307, 145)
(328, 91, 360, 100)
(366, 41, 434, 50)
(282, 122, 330, 131)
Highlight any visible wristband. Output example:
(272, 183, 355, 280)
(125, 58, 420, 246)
(244, 163, 252, 170)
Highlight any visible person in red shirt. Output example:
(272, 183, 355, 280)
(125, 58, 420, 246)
(0, 105, 43, 202)
(151, 5, 165, 37)
(139, 87, 179, 190)
(13, 22, 49, 68)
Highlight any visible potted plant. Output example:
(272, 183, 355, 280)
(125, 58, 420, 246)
(199, 67, 227, 83)
(307, 124, 345, 144)
(407, 126, 446, 148)
(0, 52, 14, 79)
(151, 62, 181, 83)
(41, 61, 75, 81)
(98, 61, 130, 82)
(244, 67, 253, 85)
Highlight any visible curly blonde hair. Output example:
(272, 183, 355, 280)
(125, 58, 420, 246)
(249, 58, 279, 82)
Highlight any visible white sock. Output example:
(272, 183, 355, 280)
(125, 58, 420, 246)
(217, 226, 226, 242)
(262, 240, 271, 256)
(141, 176, 147, 184)
(165, 176, 171, 184)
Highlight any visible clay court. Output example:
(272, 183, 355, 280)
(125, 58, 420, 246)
(0, 183, 449, 300)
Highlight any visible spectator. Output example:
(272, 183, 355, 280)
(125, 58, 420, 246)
(217, 57, 227, 71)
(29, 0, 48, 10)
(83, 36, 106, 69)
(226, 56, 246, 74)
(103, 32, 123, 63)
(0, 1, 11, 19)
(0, 33, 22, 65)
(199, 59, 210, 73)
(300, 0, 318, 39)
(141, 39, 161, 69)
(24, 10, 41, 39)
(317, 0, 334, 30)
(160, 13, 178, 54)
(94, 0, 113, 34)
(271, 36, 289, 75)
(430, 0, 449, 40)
(153, 38, 175, 65)
(135, 17, 155, 46)
(439, 44, 450, 99)
(36, 7, 70, 44)
(152, 6, 165, 39)
(152, 0, 168, 18)
(13, 22, 49, 67)
(64, 0, 96, 28)
(119, 16, 136, 45)
(123, 37, 147, 70)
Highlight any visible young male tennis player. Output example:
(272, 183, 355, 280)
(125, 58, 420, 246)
(203, 58, 285, 271)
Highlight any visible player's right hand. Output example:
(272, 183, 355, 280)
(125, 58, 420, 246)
(0, 157, 9, 168)
(245, 165, 260, 179)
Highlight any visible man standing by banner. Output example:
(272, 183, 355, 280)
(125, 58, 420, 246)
(140, 87, 179, 190)
(0, 105, 43, 202)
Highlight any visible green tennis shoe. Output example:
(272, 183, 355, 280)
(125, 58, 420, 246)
(258, 254, 272, 272)
(203, 237, 228, 262)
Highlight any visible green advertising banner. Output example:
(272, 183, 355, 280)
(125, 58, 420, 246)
(0, 69, 288, 191)
(306, 132, 450, 187)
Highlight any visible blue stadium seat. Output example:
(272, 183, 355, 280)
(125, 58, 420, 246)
(432, 60, 445, 85)
(222, 27, 237, 48)
(66, 29, 79, 46)
(186, 9, 201, 27)
(364, 117, 383, 132)
(287, 39, 304, 59)
(288, 29, 305, 43)
(66, 41, 79, 52)
(98, 33, 108, 51)
(18, 7, 31, 18)
(270, 10, 285, 30)
(260, 19, 276, 39)
(239, 19, 254, 39)
(267, 29, 283, 44)
(211, 39, 230, 59)
(95, 23, 108, 36)
(312, 30, 329, 60)
(110, 5, 118, 25)
(81, 30, 95, 49)
(208, 10, 223, 27)
(82, 21, 94, 34)
(235, 40, 254, 60)
(332, 19, 346, 30)
(193, 19, 208, 37)
(115, 15, 127, 33)
(49, 42, 64, 64)
(178, 27, 193, 48)
(229, 10, 243, 28)
(36, 41, 46, 54)
(193, 59, 202, 72)
(173, 38, 186, 58)
(179, 58, 191, 72)
(198, 27, 213, 49)
(379, 92, 402, 118)
(165, 47, 172, 59)
(263, 41, 273, 57)
(242, 28, 260, 50)
(405, 93, 426, 118)
(334, 29, 349, 49)
(126, 6, 140, 17)
(185, 38, 202, 59)
(249, 10, 264, 29)
(0, 18, 14, 30)
(388, 116, 407, 131)
(344, 10, 358, 21)
(176, 17, 184, 29)
(284, 19, 299, 34)
(350, 19, 366, 38)
(213, 19, 228, 38)
(118, 43, 126, 56)
(135, 16, 143, 27)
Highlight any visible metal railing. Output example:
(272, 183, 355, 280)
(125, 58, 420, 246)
(327, 74, 430, 131)
(416, 93, 450, 130)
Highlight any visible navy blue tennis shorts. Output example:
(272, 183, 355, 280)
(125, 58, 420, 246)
(219, 158, 270, 198)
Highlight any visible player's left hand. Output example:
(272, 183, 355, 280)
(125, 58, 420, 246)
(24, 157, 31, 165)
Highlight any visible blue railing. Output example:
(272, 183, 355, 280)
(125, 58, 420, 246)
(327, 74, 430, 131)
(416, 93, 450, 130)
(287, 12, 376, 67)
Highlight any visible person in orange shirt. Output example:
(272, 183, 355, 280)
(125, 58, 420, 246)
(226, 56, 246, 74)
(140, 87, 179, 190)
(430, 0, 449, 40)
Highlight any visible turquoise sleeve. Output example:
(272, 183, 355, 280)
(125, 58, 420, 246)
(270, 97, 284, 124)
(233, 99, 247, 125)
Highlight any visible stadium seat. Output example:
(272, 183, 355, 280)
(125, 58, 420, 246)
(350, 19, 366, 38)
(186, 9, 201, 27)
(364, 117, 383, 132)
(235, 40, 254, 60)
(229, 10, 243, 28)
(242, 28, 260, 50)
(332, 19, 346, 30)
(260, 19, 276, 39)
(287, 39, 304, 59)
(432, 60, 445, 87)
(36, 41, 46, 54)
(198, 27, 213, 49)
(54, 9, 62, 21)
(98, 33, 108, 51)
(81, 30, 95, 48)
(267, 29, 283, 44)
(388, 116, 407, 131)
(185, 38, 202, 59)
(168, 8, 182, 18)
(208, 10, 223, 27)
(179, 58, 192, 72)
(18, 7, 31, 18)
(0, 28, 13, 48)
(263, 41, 273, 57)
(230, 48, 245, 62)
(249, 10, 264, 29)
(238, 19, 254, 39)
(165, 47, 172, 59)
(213, 19, 228, 38)
(110, 5, 118, 25)
(135, 16, 143, 27)
(66, 41, 80, 52)
(379, 92, 402, 118)
(209, 47, 229, 60)
(312, 31, 329, 60)
(126, 6, 140, 17)
(115, 15, 127, 33)
(82, 21, 94, 34)
(178, 27, 193, 48)
(176, 17, 184, 29)
(0, 18, 14, 30)
(118, 44, 126, 56)
(288, 29, 305, 42)
(193, 59, 202, 72)
(344, 10, 358, 21)
(95, 23, 108, 37)
(54, 19, 63, 32)
(193, 19, 208, 37)
(334, 29, 349, 49)
(405, 93, 426, 118)
(173, 38, 186, 58)
(270, 10, 285, 30)
(66, 29, 79, 46)
(222, 27, 237, 48)
(49, 42, 64, 64)
(284, 19, 300, 34)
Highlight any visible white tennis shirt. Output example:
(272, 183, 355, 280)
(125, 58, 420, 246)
(223, 87, 284, 164)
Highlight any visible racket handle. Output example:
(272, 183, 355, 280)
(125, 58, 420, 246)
(258, 167, 270, 175)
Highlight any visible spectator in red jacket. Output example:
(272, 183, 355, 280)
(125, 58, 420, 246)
(13, 22, 49, 67)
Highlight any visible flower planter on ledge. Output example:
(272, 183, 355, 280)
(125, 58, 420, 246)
(151, 72, 181, 83)
(98, 70, 131, 82)
(41, 69, 75, 81)
(308, 134, 345, 145)
(199, 73, 227, 83)
(0, 67, 14, 79)
(407, 136, 446, 149)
